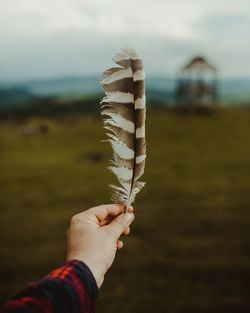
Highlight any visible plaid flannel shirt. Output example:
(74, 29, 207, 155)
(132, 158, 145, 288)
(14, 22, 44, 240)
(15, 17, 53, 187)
(2, 260, 98, 313)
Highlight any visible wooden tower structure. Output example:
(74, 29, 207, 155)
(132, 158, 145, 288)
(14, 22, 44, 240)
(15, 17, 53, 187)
(175, 56, 218, 112)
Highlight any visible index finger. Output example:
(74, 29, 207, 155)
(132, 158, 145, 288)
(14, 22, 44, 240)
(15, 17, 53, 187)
(86, 204, 126, 222)
(99, 206, 134, 226)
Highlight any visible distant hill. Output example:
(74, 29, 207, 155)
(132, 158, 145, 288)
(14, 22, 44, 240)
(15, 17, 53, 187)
(18, 76, 101, 97)
(0, 87, 36, 109)
(0, 76, 250, 109)
(219, 79, 250, 104)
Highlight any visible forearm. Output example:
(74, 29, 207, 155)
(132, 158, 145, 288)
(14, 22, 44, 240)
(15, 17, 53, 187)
(2, 260, 98, 313)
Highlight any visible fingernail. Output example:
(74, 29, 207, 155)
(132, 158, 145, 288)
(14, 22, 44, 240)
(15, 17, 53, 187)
(124, 212, 133, 222)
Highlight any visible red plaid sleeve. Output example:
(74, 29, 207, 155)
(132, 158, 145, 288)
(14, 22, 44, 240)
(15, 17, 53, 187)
(1, 260, 98, 313)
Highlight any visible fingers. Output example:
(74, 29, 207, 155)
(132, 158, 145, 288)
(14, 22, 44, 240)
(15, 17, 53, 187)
(123, 226, 130, 235)
(74, 204, 125, 224)
(106, 212, 134, 240)
(117, 240, 123, 250)
(127, 207, 134, 213)
(89, 204, 125, 222)
(99, 215, 113, 227)
(99, 207, 134, 227)
(73, 204, 134, 229)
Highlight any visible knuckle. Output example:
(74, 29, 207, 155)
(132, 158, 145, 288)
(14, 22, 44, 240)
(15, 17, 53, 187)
(70, 214, 78, 224)
(70, 214, 82, 225)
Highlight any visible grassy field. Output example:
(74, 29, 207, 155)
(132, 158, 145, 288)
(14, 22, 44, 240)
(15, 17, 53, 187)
(0, 108, 250, 313)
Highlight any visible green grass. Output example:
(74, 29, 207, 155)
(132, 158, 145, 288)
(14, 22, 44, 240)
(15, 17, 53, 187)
(0, 108, 250, 313)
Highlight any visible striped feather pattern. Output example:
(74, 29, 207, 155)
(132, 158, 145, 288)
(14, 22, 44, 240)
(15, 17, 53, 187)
(101, 48, 146, 208)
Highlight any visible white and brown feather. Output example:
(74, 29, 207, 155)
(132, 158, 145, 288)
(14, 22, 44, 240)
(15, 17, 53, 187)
(101, 47, 146, 207)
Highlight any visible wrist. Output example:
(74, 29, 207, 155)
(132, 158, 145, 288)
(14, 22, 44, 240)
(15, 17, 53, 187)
(67, 255, 103, 288)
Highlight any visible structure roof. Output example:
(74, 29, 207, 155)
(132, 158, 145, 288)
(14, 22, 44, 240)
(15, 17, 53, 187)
(183, 56, 216, 72)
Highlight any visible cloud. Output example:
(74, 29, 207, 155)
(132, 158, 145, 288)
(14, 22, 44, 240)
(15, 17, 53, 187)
(2, 0, 250, 38)
(192, 12, 250, 77)
(0, 29, 205, 80)
(195, 12, 250, 39)
(1, 0, 250, 80)
(0, 0, 196, 39)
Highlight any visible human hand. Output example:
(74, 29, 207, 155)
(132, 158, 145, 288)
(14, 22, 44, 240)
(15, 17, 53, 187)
(66, 204, 134, 288)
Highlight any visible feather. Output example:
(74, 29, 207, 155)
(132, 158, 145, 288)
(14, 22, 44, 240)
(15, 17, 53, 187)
(100, 47, 146, 209)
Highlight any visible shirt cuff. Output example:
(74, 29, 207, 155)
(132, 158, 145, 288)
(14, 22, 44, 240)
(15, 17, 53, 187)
(60, 260, 99, 301)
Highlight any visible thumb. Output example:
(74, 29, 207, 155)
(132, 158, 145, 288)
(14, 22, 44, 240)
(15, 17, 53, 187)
(106, 212, 134, 240)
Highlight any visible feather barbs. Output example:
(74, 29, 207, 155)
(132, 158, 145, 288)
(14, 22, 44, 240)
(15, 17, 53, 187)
(100, 47, 146, 208)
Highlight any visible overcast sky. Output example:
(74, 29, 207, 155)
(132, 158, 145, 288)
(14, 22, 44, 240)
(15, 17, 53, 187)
(1, 0, 250, 81)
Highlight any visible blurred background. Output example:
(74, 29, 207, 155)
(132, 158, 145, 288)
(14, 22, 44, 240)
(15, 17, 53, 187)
(1, 0, 250, 312)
